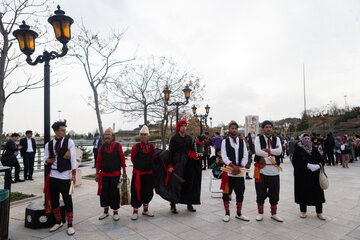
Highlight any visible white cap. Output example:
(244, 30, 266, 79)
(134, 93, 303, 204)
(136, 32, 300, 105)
(140, 125, 149, 135)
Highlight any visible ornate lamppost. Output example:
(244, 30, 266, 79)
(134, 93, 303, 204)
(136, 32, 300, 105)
(13, 5, 73, 229)
(192, 104, 210, 135)
(163, 84, 192, 123)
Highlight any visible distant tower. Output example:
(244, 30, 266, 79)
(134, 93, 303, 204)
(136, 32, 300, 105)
(245, 115, 259, 137)
(113, 122, 115, 131)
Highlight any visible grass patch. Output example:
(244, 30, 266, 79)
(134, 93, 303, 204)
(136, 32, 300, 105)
(83, 174, 96, 179)
(10, 192, 35, 202)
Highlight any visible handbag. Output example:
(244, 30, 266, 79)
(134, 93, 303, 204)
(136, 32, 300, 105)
(319, 163, 329, 190)
(119, 177, 130, 205)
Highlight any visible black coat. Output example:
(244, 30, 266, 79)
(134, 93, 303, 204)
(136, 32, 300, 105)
(154, 133, 202, 204)
(292, 143, 325, 206)
(19, 137, 37, 156)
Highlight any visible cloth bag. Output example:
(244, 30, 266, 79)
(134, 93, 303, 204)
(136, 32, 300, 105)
(119, 177, 130, 205)
(319, 163, 329, 190)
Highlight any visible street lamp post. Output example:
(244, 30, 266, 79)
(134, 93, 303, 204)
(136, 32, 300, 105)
(192, 104, 210, 135)
(163, 85, 191, 123)
(13, 5, 73, 229)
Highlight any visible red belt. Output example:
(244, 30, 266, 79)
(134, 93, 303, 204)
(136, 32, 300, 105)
(132, 169, 153, 200)
(97, 170, 121, 196)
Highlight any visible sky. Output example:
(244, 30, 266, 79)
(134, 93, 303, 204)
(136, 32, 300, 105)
(4, 0, 360, 134)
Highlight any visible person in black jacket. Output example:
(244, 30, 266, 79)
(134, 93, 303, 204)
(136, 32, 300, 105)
(292, 134, 326, 220)
(20, 130, 37, 180)
(324, 133, 335, 166)
(92, 133, 102, 168)
(2, 133, 24, 182)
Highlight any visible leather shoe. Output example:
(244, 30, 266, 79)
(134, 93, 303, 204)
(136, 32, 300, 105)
(15, 179, 24, 182)
(187, 205, 196, 212)
(170, 205, 178, 214)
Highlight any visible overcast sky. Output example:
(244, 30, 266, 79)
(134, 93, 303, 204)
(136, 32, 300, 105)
(4, 0, 360, 134)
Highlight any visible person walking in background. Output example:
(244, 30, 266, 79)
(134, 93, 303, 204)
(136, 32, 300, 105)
(245, 133, 254, 180)
(348, 137, 355, 163)
(340, 137, 350, 168)
(203, 132, 211, 170)
(212, 131, 223, 151)
(292, 133, 326, 220)
(335, 136, 342, 165)
(1, 133, 23, 183)
(93, 133, 102, 168)
(324, 133, 335, 166)
(288, 137, 296, 162)
(20, 130, 37, 180)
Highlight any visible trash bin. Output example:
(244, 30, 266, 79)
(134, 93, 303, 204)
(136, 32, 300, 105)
(0, 189, 10, 240)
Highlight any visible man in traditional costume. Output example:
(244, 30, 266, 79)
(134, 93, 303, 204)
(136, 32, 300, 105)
(95, 128, 127, 221)
(220, 121, 249, 222)
(253, 120, 283, 222)
(130, 125, 155, 220)
(43, 120, 77, 235)
(166, 120, 201, 213)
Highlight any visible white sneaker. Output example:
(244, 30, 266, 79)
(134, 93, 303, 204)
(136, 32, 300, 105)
(271, 214, 284, 222)
(142, 211, 154, 217)
(67, 227, 75, 235)
(98, 213, 109, 220)
(131, 213, 138, 220)
(49, 222, 63, 232)
(235, 214, 250, 221)
(317, 213, 326, 221)
(255, 214, 263, 221)
(300, 212, 307, 218)
(113, 214, 120, 221)
(223, 215, 230, 222)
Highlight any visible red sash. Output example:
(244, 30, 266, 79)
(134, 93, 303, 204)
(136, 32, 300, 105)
(97, 170, 121, 196)
(132, 169, 153, 200)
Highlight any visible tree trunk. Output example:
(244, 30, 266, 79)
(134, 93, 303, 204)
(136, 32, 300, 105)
(93, 88, 103, 136)
(144, 104, 147, 126)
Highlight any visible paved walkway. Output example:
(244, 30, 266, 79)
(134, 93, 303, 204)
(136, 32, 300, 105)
(6, 157, 360, 240)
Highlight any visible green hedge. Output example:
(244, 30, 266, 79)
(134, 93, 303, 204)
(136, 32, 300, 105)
(335, 107, 360, 125)
(10, 192, 35, 202)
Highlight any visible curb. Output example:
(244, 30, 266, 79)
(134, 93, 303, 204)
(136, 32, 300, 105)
(10, 195, 42, 206)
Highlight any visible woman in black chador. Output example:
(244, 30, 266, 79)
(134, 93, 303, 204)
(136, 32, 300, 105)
(292, 133, 326, 220)
(154, 120, 201, 214)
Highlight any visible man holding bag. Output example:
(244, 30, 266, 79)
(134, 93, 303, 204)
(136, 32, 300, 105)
(96, 128, 127, 221)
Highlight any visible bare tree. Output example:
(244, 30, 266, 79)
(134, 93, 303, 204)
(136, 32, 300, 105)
(0, 0, 51, 136)
(70, 23, 134, 136)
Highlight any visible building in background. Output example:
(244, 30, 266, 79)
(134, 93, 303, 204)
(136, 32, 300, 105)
(245, 115, 259, 137)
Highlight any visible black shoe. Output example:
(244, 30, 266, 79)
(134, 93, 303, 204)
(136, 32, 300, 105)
(170, 206, 178, 214)
(187, 205, 196, 212)
(15, 179, 25, 182)
(28, 178, 34, 181)
(246, 176, 252, 180)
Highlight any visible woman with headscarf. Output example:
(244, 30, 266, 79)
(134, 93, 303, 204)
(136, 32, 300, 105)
(292, 134, 326, 220)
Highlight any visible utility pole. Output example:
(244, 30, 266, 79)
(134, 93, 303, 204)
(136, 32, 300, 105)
(303, 64, 307, 117)
(344, 95, 347, 111)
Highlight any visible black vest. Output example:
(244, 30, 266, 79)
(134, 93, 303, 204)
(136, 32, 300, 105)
(254, 135, 281, 166)
(225, 137, 244, 166)
(133, 143, 154, 172)
(100, 142, 122, 172)
(49, 138, 71, 173)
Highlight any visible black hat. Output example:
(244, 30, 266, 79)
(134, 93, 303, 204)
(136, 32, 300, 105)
(228, 120, 239, 129)
(261, 120, 273, 128)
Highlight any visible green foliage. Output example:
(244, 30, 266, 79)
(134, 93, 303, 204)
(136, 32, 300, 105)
(296, 120, 309, 131)
(334, 107, 360, 125)
(123, 148, 131, 156)
(83, 174, 96, 179)
(288, 123, 297, 133)
(10, 192, 35, 202)
(79, 145, 93, 162)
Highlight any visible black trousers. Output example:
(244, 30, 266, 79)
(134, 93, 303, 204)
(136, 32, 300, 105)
(23, 152, 35, 179)
(93, 149, 98, 167)
(50, 177, 73, 212)
(100, 176, 120, 210)
(12, 159, 21, 181)
(202, 155, 210, 169)
(130, 174, 154, 208)
(300, 204, 322, 213)
(326, 152, 335, 166)
(255, 174, 280, 205)
(222, 176, 245, 202)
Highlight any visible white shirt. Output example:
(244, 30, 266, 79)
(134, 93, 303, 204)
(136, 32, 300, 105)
(43, 138, 77, 180)
(26, 138, 34, 152)
(221, 137, 248, 177)
(255, 135, 282, 176)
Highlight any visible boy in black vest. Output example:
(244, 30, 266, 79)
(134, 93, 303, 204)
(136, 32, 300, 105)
(220, 121, 249, 222)
(43, 120, 77, 235)
(95, 128, 127, 221)
(254, 120, 283, 222)
(130, 125, 155, 220)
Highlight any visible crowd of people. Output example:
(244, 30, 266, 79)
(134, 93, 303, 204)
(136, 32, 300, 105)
(1, 119, 357, 236)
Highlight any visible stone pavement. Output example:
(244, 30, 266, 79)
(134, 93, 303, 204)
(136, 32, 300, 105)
(6, 157, 360, 240)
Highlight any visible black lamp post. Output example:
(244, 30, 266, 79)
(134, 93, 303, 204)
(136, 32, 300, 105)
(192, 104, 210, 135)
(13, 5, 73, 229)
(13, 5, 73, 145)
(163, 84, 192, 123)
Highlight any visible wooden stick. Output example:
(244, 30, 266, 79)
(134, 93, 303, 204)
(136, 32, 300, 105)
(269, 156, 283, 171)
(221, 166, 251, 176)
(68, 180, 75, 195)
